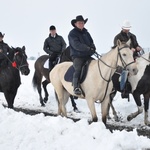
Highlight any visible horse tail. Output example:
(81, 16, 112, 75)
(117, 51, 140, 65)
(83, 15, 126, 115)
(32, 55, 50, 90)
(32, 70, 41, 90)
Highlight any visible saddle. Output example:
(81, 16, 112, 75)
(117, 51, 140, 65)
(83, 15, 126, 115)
(64, 59, 93, 83)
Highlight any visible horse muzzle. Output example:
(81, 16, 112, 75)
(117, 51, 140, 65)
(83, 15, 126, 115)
(127, 65, 138, 76)
(21, 67, 30, 75)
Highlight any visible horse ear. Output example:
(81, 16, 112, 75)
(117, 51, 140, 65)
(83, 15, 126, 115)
(126, 39, 131, 46)
(116, 39, 122, 46)
(22, 46, 25, 50)
(11, 46, 15, 50)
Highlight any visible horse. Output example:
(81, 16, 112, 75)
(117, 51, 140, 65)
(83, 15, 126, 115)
(32, 47, 79, 111)
(0, 46, 30, 108)
(109, 52, 150, 126)
(50, 40, 138, 126)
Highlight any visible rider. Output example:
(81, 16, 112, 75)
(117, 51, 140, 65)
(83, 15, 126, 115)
(68, 15, 96, 95)
(114, 20, 142, 98)
(0, 32, 11, 68)
(43, 25, 66, 70)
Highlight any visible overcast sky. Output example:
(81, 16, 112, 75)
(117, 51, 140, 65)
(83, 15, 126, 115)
(1, 0, 150, 57)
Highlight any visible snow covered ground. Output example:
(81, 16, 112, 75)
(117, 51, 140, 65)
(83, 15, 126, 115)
(0, 60, 150, 150)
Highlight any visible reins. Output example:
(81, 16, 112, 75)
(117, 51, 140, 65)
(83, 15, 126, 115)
(140, 52, 150, 63)
(0, 51, 28, 71)
(94, 45, 135, 103)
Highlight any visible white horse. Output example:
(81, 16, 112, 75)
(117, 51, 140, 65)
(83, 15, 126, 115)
(50, 40, 138, 126)
(109, 52, 150, 126)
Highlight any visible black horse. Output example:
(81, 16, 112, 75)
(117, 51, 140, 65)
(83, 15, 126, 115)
(109, 54, 150, 126)
(0, 46, 30, 108)
(32, 47, 78, 111)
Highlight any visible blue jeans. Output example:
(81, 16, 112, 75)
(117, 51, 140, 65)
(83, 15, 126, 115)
(120, 70, 129, 91)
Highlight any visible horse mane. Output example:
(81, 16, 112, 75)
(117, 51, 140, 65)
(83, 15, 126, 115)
(144, 64, 150, 76)
(111, 45, 117, 49)
(111, 41, 129, 50)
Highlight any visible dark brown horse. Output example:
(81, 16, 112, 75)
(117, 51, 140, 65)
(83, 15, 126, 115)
(32, 47, 79, 111)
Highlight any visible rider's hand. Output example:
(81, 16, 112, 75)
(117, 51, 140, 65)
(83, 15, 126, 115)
(131, 48, 135, 52)
(0, 49, 3, 53)
(136, 46, 142, 51)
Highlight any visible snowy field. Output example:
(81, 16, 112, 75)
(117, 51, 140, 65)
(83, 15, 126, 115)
(0, 60, 150, 150)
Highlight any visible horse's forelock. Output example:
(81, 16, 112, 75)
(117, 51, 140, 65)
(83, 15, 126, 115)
(111, 45, 117, 49)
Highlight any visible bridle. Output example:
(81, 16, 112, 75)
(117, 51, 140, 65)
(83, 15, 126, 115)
(118, 45, 135, 69)
(1, 50, 28, 71)
(13, 51, 28, 70)
(94, 45, 135, 102)
(95, 45, 135, 81)
(95, 45, 135, 70)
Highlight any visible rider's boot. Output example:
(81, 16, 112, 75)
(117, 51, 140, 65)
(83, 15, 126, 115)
(73, 78, 82, 95)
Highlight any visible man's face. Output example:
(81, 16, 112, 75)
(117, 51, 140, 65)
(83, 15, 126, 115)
(50, 30, 56, 36)
(122, 28, 130, 33)
(75, 21, 85, 30)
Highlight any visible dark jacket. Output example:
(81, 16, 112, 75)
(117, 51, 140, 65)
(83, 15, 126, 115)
(68, 27, 96, 58)
(114, 30, 140, 49)
(43, 33, 66, 55)
(0, 41, 11, 59)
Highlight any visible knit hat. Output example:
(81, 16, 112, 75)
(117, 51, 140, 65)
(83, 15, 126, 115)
(49, 25, 56, 30)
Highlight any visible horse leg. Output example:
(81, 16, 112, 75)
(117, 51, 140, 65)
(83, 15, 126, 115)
(127, 91, 143, 121)
(86, 98, 98, 123)
(101, 95, 110, 126)
(37, 84, 45, 106)
(32, 71, 45, 106)
(61, 90, 70, 117)
(55, 87, 69, 117)
(4, 90, 17, 108)
(69, 95, 79, 112)
(42, 80, 49, 103)
(143, 93, 150, 126)
(107, 90, 119, 121)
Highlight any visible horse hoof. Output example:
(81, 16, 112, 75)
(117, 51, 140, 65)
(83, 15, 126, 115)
(127, 115, 132, 121)
(41, 103, 45, 107)
(74, 108, 80, 113)
(43, 98, 48, 103)
(88, 119, 93, 124)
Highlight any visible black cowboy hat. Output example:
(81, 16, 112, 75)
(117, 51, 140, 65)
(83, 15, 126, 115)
(0, 32, 5, 38)
(71, 15, 88, 27)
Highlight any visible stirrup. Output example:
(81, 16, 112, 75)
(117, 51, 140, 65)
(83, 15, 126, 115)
(74, 88, 82, 95)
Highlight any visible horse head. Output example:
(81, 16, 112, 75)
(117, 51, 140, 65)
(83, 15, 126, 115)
(11, 46, 30, 75)
(116, 39, 138, 75)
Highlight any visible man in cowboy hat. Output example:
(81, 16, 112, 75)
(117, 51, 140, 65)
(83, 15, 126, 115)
(68, 15, 96, 95)
(114, 20, 142, 98)
(114, 20, 142, 58)
(0, 32, 11, 68)
(43, 25, 66, 70)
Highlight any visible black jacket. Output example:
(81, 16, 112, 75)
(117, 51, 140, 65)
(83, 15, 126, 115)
(114, 30, 140, 49)
(68, 27, 96, 58)
(43, 34, 66, 55)
(0, 41, 11, 59)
